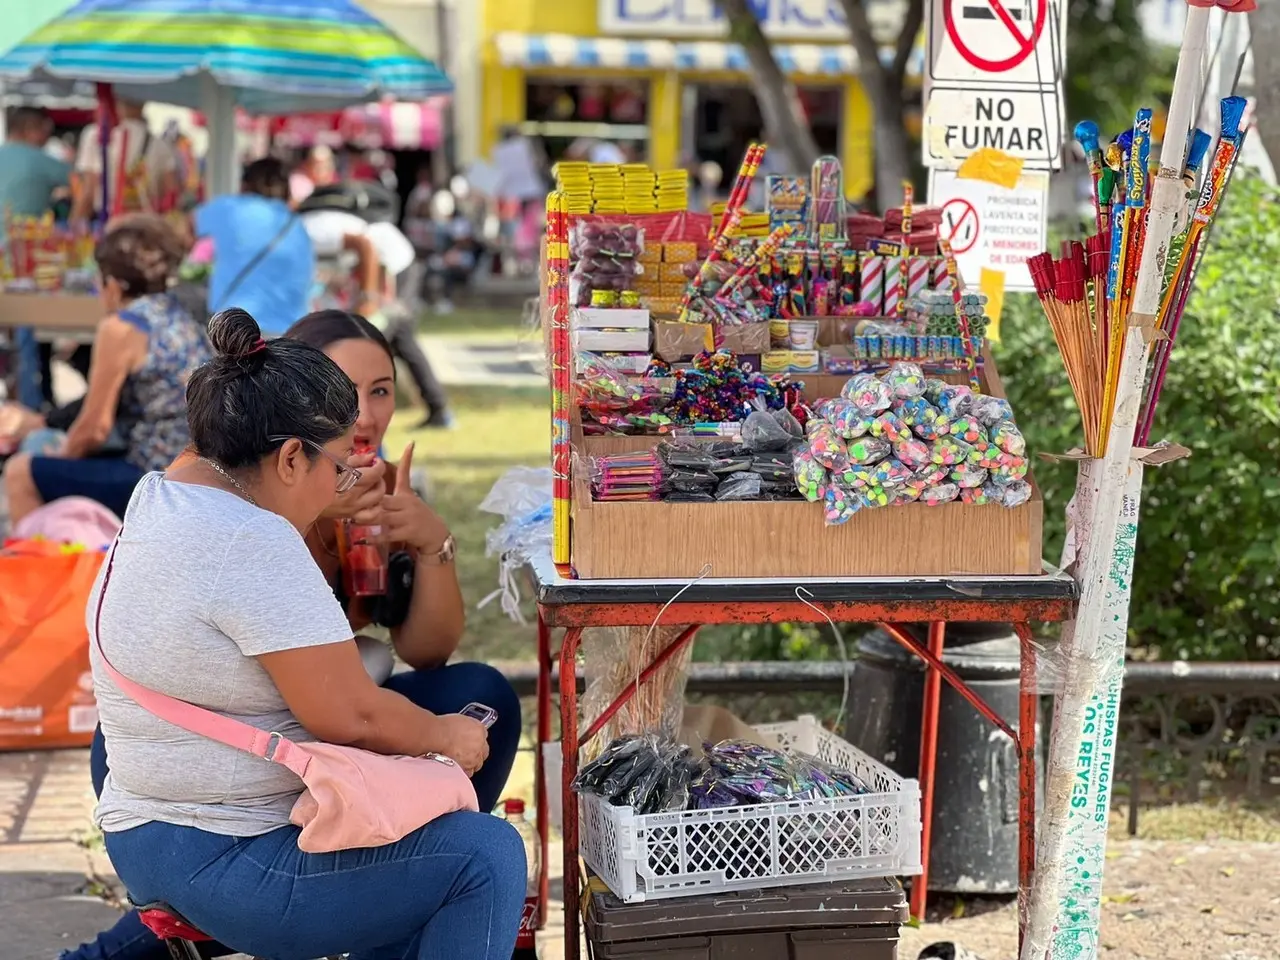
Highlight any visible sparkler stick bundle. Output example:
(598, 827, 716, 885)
(1028, 96, 1247, 457)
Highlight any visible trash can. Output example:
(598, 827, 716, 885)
(585, 877, 908, 960)
(843, 623, 1039, 895)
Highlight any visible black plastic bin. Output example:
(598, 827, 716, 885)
(585, 878, 909, 960)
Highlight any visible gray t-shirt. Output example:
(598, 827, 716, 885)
(89, 472, 353, 837)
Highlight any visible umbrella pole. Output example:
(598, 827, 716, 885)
(200, 73, 239, 198)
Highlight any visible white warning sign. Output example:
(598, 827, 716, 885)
(928, 169, 1048, 292)
(923, 87, 1063, 169)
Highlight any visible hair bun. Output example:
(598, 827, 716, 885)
(207, 308, 265, 359)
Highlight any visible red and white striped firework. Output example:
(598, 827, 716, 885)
(859, 253, 884, 312)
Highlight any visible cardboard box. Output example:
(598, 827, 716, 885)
(663, 241, 698, 263)
(575, 329, 651, 352)
(0, 292, 101, 333)
(569, 359, 1043, 579)
(720, 322, 770, 356)
(574, 307, 650, 329)
(653, 321, 713, 361)
(634, 278, 663, 298)
(659, 262, 688, 283)
(658, 281, 688, 300)
(644, 296, 683, 319)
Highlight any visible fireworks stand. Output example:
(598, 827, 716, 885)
(531, 152, 1080, 960)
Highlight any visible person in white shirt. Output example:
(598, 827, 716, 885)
(73, 99, 179, 218)
(300, 205, 454, 429)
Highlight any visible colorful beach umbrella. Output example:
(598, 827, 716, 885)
(0, 0, 452, 115)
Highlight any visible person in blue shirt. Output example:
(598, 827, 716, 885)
(194, 158, 313, 336)
(0, 107, 73, 409)
(0, 107, 69, 217)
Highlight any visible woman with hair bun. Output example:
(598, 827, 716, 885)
(77, 307, 525, 960)
(2, 214, 210, 522)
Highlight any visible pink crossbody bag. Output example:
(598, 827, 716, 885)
(92, 537, 479, 853)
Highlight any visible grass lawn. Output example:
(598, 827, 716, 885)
(387, 305, 548, 662)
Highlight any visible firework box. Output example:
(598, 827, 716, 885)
(652, 321, 770, 362)
(570, 356, 1043, 579)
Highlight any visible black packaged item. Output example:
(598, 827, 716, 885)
(572, 735, 649, 795)
(708, 455, 754, 475)
(740, 409, 794, 452)
(665, 491, 716, 502)
(715, 472, 763, 501)
(749, 453, 793, 480)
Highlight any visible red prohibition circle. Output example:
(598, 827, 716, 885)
(941, 199, 979, 255)
(943, 0, 1048, 73)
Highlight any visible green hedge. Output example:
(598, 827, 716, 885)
(998, 171, 1280, 661)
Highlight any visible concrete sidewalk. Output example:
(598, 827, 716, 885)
(0, 751, 124, 960)
(5, 749, 1275, 960)
(0, 747, 570, 960)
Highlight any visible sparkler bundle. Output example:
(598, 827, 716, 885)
(1029, 97, 1248, 456)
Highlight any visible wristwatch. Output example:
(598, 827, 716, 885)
(420, 534, 457, 566)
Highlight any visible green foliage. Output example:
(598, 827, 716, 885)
(1066, 0, 1179, 136)
(997, 171, 1280, 661)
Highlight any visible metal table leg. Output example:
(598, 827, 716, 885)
(1014, 622, 1040, 951)
(535, 612, 552, 929)
(912, 622, 947, 921)
(558, 626, 586, 960)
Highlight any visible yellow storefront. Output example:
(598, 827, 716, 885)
(478, 0, 876, 200)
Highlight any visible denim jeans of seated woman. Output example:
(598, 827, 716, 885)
(63, 661, 523, 960)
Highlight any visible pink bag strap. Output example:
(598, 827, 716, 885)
(93, 538, 311, 778)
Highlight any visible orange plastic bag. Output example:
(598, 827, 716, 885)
(0, 543, 104, 750)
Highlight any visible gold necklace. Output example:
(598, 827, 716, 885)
(201, 458, 257, 507)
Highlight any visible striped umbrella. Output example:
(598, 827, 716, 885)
(0, 0, 452, 115)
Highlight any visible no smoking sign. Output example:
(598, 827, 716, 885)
(941, 199, 979, 255)
(928, 0, 1064, 87)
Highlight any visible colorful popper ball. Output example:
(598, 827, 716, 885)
(792, 449, 827, 502)
(823, 483, 863, 525)
(920, 482, 960, 506)
(846, 436, 892, 465)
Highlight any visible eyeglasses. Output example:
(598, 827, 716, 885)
(268, 436, 362, 494)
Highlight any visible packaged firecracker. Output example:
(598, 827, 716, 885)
(840, 373, 892, 415)
(784, 251, 807, 317)
(837, 252, 860, 314)
(823, 482, 862, 525)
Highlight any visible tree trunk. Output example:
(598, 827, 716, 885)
(718, 0, 822, 173)
(1249, 7, 1280, 170)
(838, 0, 923, 211)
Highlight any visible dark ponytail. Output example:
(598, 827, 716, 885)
(186, 309, 358, 470)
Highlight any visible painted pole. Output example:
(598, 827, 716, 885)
(1018, 7, 1213, 959)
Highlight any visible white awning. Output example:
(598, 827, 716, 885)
(492, 33, 905, 78)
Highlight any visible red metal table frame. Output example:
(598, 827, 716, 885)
(528, 555, 1077, 960)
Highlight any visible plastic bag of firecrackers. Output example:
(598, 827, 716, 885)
(578, 350, 804, 436)
(2, 214, 98, 294)
(589, 404, 807, 504)
(572, 732, 870, 814)
(569, 221, 646, 308)
(576, 353, 675, 435)
(795, 363, 1032, 524)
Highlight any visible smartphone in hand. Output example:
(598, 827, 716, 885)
(459, 702, 498, 728)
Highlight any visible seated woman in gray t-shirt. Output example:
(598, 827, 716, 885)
(87, 308, 526, 960)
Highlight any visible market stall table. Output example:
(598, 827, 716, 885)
(528, 551, 1078, 960)
(0, 292, 100, 337)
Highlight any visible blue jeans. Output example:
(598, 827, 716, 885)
(66, 662, 523, 960)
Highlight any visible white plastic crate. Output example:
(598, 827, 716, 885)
(580, 716, 923, 903)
